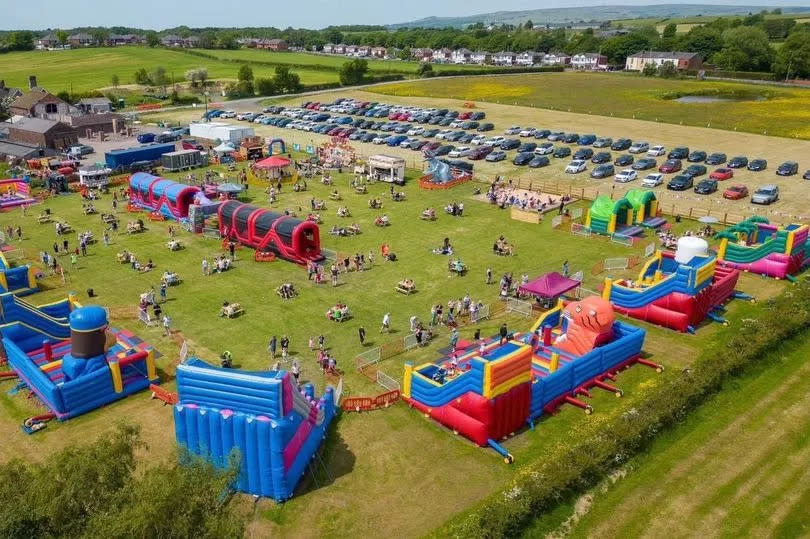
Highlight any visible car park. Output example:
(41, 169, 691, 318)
(504, 126, 521, 135)
(500, 139, 521, 151)
(565, 160, 587, 174)
(407, 126, 424, 136)
(728, 156, 749, 168)
(469, 145, 494, 160)
(642, 173, 665, 187)
(533, 129, 551, 139)
(752, 185, 779, 205)
(529, 155, 550, 168)
(687, 151, 707, 163)
(477, 123, 495, 132)
(410, 139, 429, 151)
(748, 159, 767, 171)
(667, 174, 694, 191)
(668, 147, 689, 159)
(647, 145, 666, 157)
(448, 146, 473, 158)
(694, 179, 718, 194)
(535, 142, 554, 155)
(723, 184, 749, 200)
(486, 150, 507, 162)
(519, 127, 536, 137)
(615, 168, 637, 183)
(615, 154, 634, 167)
(591, 164, 615, 179)
(446, 131, 466, 142)
(513, 152, 535, 166)
(705, 152, 727, 165)
(435, 145, 455, 156)
(563, 133, 580, 144)
(436, 129, 453, 140)
(574, 148, 594, 160)
(611, 138, 632, 151)
(459, 133, 476, 144)
(553, 146, 572, 158)
(579, 134, 597, 146)
(684, 164, 707, 177)
(547, 132, 565, 141)
(629, 141, 649, 154)
(591, 151, 612, 164)
(485, 136, 505, 147)
(659, 159, 682, 173)
(777, 161, 799, 176)
(518, 142, 537, 153)
(710, 168, 734, 181)
(632, 157, 657, 170)
(593, 137, 613, 148)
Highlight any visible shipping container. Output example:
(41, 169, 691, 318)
(105, 143, 176, 169)
(161, 149, 208, 172)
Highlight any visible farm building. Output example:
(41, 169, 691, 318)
(7, 118, 78, 151)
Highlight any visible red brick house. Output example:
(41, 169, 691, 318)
(7, 117, 78, 150)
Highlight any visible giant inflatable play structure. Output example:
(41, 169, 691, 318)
(0, 292, 158, 421)
(585, 190, 665, 236)
(0, 178, 36, 210)
(173, 359, 336, 501)
(420, 155, 473, 189)
(218, 200, 322, 264)
(129, 173, 203, 220)
(0, 251, 37, 296)
(403, 297, 647, 461)
(715, 217, 809, 280)
(604, 237, 747, 332)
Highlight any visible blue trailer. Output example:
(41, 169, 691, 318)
(105, 143, 176, 170)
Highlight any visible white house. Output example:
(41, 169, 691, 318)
(323, 43, 337, 54)
(625, 51, 702, 71)
(411, 48, 433, 61)
(516, 51, 541, 66)
(344, 45, 357, 55)
(356, 46, 371, 57)
(470, 51, 492, 65)
(371, 46, 387, 58)
(542, 52, 571, 66)
(571, 53, 608, 70)
(451, 48, 472, 64)
(432, 48, 452, 63)
(492, 51, 516, 66)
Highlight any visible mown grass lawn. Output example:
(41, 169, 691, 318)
(371, 72, 810, 139)
(0, 157, 784, 536)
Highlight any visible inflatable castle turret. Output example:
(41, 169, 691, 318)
(61, 306, 116, 382)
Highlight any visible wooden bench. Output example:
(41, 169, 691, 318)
(510, 207, 542, 224)
(396, 282, 416, 295)
(221, 304, 244, 318)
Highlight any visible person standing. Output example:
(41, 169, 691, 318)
(229, 241, 236, 260)
(162, 314, 172, 336)
(160, 281, 168, 303)
(268, 335, 277, 358)
(202, 258, 209, 276)
(558, 198, 565, 215)
(449, 328, 459, 351)
(380, 312, 390, 333)
(80, 240, 87, 257)
(499, 323, 508, 345)
(280, 335, 290, 359)
(331, 264, 339, 287)
(15, 226, 21, 242)
(103, 231, 110, 246)
(291, 361, 300, 385)
(430, 305, 438, 327)
(562, 260, 570, 277)
(358, 326, 366, 345)
(486, 267, 492, 285)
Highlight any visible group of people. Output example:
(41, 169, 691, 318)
(277, 282, 297, 300)
(493, 236, 514, 256)
(4, 225, 22, 242)
(485, 178, 571, 214)
(421, 207, 436, 220)
(201, 255, 233, 275)
(368, 198, 383, 209)
(427, 295, 485, 328)
(445, 202, 464, 216)
(336, 206, 350, 218)
(326, 303, 350, 322)
(55, 221, 72, 235)
(374, 214, 390, 227)
(433, 237, 454, 256)
(309, 198, 326, 210)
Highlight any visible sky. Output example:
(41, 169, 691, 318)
(2, 0, 808, 30)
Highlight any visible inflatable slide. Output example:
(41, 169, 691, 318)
(0, 251, 37, 296)
(716, 217, 808, 280)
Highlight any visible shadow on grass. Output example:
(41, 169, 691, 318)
(293, 416, 355, 497)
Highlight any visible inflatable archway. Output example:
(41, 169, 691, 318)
(268, 139, 287, 155)
(586, 196, 634, 235)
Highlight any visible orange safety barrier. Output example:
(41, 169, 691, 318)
(254, 251, 276, 262)
(127, 203, 142, 213)
(136, 103, 162, 111)
(148, 212, 165, 221)
(342, 389, 400, 412)
(419, 175, 472, 190)
(149, 384, 178, 405)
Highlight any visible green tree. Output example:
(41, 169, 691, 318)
(237, 64, 254, 82)
(0, 97, 10, 122)
(657, 60, 678, 78)
(773, 27, 810, 78)
(198, 32, 217, 49)
(713, 26, 774, 71)
(762, 18, 796, 39)
(133, 68, 151, 85)
(525, 20, 534, 30)
(417, 62, 434, 78)
(398, 47, 411, 60)
(55, 30, 68, 45)
(6, 31, 34, 51)
(145, 31, 160, 47)
(90, 28, 108, 45)
(272, 66, 301, 93)
(681, 26, 724, 60)
(256, 77, 277, 95)
(111, 74, 120, 88)
(641, 63, 658, 76)
(339, 59, 369, 85)
(151, 66, 170, 88)
(662, 23, 677, 39)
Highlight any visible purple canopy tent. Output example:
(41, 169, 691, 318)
(518, 272, 580, 299)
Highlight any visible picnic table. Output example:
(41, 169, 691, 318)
(221, 303, 244, 318)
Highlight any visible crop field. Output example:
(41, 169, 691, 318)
(0, 150, 784, 536)
(371, 72, 810, 140)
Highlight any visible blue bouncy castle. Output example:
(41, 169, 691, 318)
(174, 359, 336, 501)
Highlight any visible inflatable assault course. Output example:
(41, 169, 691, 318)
(403, 297, 648, 461)
(0, 292, 159, 421)
(715, 217, 809, 280)
(585, 189, 666, 236)
(0, 251, 37, 296)
(174, 359, 336, 501)
(129, 173, 203, 220)
(603, 237, 749, 332)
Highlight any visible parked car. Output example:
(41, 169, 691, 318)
(591, 164, 615, 179)
(776, 161, 799, 176)
(435, 145, 455, 156)
(615, 169, 637, 183)
(348, 131, 365, 141)
(361, 132, 377, 143)
(519, 127, 536, 137)
(547, 132, 565, 141)
(181, 139, 203, 150)
(668, 147, 689, 159)
(723, 184, 749, 200)
(137, 133, 156, 144)
(399, 137, 417, 148)
(710, 168, 734, 181)
(752, 184, 779, 204)
(469, 145, 494, 160)
(486, 150, 507, 162)
(579, 134, 597, 146)
(504, 126, 521, 135)
(694, 179, 718, 194)
(803, 170, 810, 180)
(436, 129, 453, 140)
(553, 146, 572, 158)
(67, 144, 94, 157)
(470, 112, 485, 120)
(513, 152, 535, 166)
(477, 123, 495, 132)
(448, 146, 473, 158)
(687, 150, 707, 163)
(459, 133, 476, 144)
(748, 159, 768, 171)
(407, 126, 424, 136)
(591, 151, 612, 164)
(705, 152, 727, 165)
(423, 141, 441, 152)
(629, 141, 649, 154)
(647, 145, 666, 157)
(611, 138, 632, 151)
(533, 129, 551, 139)
(500, 139, 521, 150)
(615, 154, 634, 167)
(410, 139, 430, 151)
(535, 142, 554, 155)
(565, 160, 587, 174)
(593, 137, 613, 148)
(372, 135, 388, 144)
(642, 173, 665, 187)
(667, 174, 694, 191)
(484, 136, 505, 147)
(632, 158, 657, 170)
(573, 148, 594, 160)
(728, 156, 749, 168)
(529, 155, 550, 168)
(563, 133, 580, 144)
(659, 159, 682, 173)
(684, 164, 707, 177)
(470, 134, 487, 145)
(155, 133, 177, 144)
(517, 142, 537, 153)
(446, 131, 466, 142)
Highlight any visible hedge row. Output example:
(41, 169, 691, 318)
(441, 279, 810, 538)
(430, 65, 565, 78)
(683, 68, 776, 81)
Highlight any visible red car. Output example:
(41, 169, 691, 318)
(307, 102, 320, 110)
(423, 141, 441, 152)
(396, 113, 409, 121)
(181, 139, 203, 150)
(458, 111, 472, 120)
(388, 112, 399, 120)
(659, 159, 682, 173)
(710, 167, 734, 181)
(723, 184, 749, 200)
(468, 145, 494, 160)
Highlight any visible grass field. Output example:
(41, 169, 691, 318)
(524, 335, 810, 538)
(0, 152, 784, 536)
(611, 11, 810, 28)
(370, 72, 810, 140)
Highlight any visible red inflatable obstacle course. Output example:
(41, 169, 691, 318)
(217, 200, 322, 264)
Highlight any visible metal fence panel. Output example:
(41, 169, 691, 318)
(571, 223, 591, 236)
(376, 370, 400, 392)
(506, 297, 533, 317)
(355, 347, 381, 369)
(644, 242, 656, 257)
(471, 303, 491, 323)
(611, 233, 634, 247)
(604, 257, 629, 270)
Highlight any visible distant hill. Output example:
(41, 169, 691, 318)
(389, 4, 810, 28)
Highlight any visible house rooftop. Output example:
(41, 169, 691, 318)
(9, 117, 62, 134)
